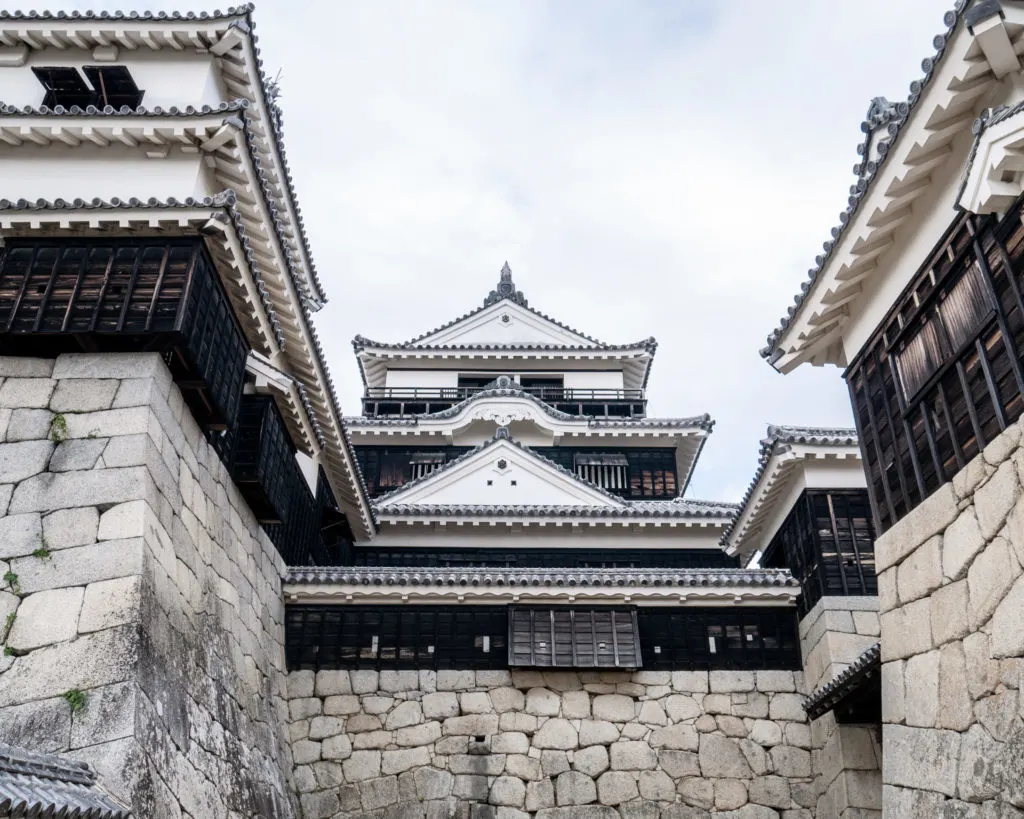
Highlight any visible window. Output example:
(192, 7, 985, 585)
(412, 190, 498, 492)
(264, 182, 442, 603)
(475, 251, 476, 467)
(508, 607, 641, 669)
(409, 452, 445, 480)
(895, 261, 993, 400)
(31, 65, 144, 110)
(82, 66, 144, 109)
(31, 67, 95, 108)
(574, 452, 628, 490)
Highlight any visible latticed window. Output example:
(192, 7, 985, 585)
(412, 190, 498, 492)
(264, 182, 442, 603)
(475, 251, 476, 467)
(508, 607, 642, 669)
(409, 453, 446, 480)
(574, 453, 629, 490)
(847, 196, 1024, 531)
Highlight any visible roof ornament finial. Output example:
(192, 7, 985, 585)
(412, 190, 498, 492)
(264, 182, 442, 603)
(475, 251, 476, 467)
(484, 261, 528, 308)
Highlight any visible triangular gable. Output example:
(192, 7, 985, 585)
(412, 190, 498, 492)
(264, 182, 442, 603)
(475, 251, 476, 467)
(414, 298, 599, 348)
(410, 264, 601, 347)
(375, 436, 625, 508)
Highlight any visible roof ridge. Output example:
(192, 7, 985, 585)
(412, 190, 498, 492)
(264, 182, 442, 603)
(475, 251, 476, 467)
(0, 6, 253, 21)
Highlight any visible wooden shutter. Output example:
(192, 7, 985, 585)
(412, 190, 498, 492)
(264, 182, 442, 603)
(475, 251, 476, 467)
(508, 607, 642, 669)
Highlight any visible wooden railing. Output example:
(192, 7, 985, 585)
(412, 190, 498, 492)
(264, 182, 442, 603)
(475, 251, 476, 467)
(361, 386, 647, 418)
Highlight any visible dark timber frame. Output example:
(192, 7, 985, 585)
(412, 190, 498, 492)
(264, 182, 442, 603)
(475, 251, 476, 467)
(284, 605, 801, 672)
(761, 490, 877, 616)
(847, 195, 1024, 531)
(0, 237, 247, 430)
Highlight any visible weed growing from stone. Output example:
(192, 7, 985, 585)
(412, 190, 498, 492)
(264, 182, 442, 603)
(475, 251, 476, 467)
(31, 547, 51, 560)
(50, 413, 68, 443)
(3, 611, 14, 633)
(3, 647, 13, 657)
(62, 689, 87, 713)
(2, 571, 19, 595)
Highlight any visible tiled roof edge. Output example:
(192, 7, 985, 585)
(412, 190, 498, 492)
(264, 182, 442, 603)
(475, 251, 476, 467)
(720, 425, 859, 548)
(285, 565, 800, 588)
(804, 642, 881, 719)
(761, 4, 966, 361)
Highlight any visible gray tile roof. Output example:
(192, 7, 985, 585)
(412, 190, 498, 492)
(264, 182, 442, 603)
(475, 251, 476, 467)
(0, 743, 131, 819)
(761, 4, 971, 362)
(0, 101, 246, 117)
(0, 6, 248, 20)
(286, 565, 799, 589)
(353, 335, 658, 354)
(803, 642, 881, 720)
(720, 425, 859, 548)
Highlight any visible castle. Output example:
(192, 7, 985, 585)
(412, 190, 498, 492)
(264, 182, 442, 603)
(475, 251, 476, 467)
(0, 3, 1021, 818)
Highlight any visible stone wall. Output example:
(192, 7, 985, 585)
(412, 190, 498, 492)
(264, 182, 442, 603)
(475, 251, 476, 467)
(798, 598, 879, 695)
(798, 597, 881, 819)
(285, 667, 816, 819)
(876, 416, 1024, 814)
(0, 354, 296, 817)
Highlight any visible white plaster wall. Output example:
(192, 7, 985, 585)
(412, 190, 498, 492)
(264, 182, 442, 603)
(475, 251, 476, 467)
(0, 145, 210, 202)
(0, 51, 223, 109)
(563, 371, 625, 390)
(384, 370, 459, 389)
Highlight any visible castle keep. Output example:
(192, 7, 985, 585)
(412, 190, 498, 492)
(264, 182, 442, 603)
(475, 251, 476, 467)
(0, 3, 1021, 818)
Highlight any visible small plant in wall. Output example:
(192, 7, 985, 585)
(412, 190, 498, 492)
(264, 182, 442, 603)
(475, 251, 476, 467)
(31, 540, 51, 560)
(2, 571, 20, 595)
(50, 413, 68, 443)
(1, 611, 15, 642)
(3, 647, 14, 657)
(62, 689, 87, 714)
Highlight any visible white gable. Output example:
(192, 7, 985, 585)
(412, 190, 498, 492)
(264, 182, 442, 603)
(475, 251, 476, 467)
(376, 438, 624, 508)
(415, 301, 598, 347)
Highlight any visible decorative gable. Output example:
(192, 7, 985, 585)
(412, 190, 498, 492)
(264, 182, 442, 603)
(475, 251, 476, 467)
(375, 433, 625, 509)
(411, 264, 600, 348)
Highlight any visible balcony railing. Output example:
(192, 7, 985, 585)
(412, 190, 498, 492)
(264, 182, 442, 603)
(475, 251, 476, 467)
(361, 386, 647, 418)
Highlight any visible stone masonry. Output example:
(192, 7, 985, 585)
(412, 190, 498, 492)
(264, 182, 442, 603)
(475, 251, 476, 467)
(0, 354, 296, 818)
(798, 598, 881, 819)
(285, 668, 816, 819)
(876, 414, 1024, 815)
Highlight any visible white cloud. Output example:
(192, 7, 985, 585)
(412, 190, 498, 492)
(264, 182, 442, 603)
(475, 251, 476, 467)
(3, 0, 952, 501)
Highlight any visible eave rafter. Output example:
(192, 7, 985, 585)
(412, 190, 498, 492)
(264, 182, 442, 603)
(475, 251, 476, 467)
(765, 4, 1024, 372)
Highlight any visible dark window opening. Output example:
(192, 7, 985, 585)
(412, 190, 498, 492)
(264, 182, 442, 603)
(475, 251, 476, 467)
(31, 67, 95, 108)
(32, 65, 144, 110)
(83, 66, 145, 109)
(847, 196, 1024, 531)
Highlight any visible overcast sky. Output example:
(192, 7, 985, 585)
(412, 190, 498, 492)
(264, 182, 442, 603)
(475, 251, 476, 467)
(16, 0, 949, 502)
